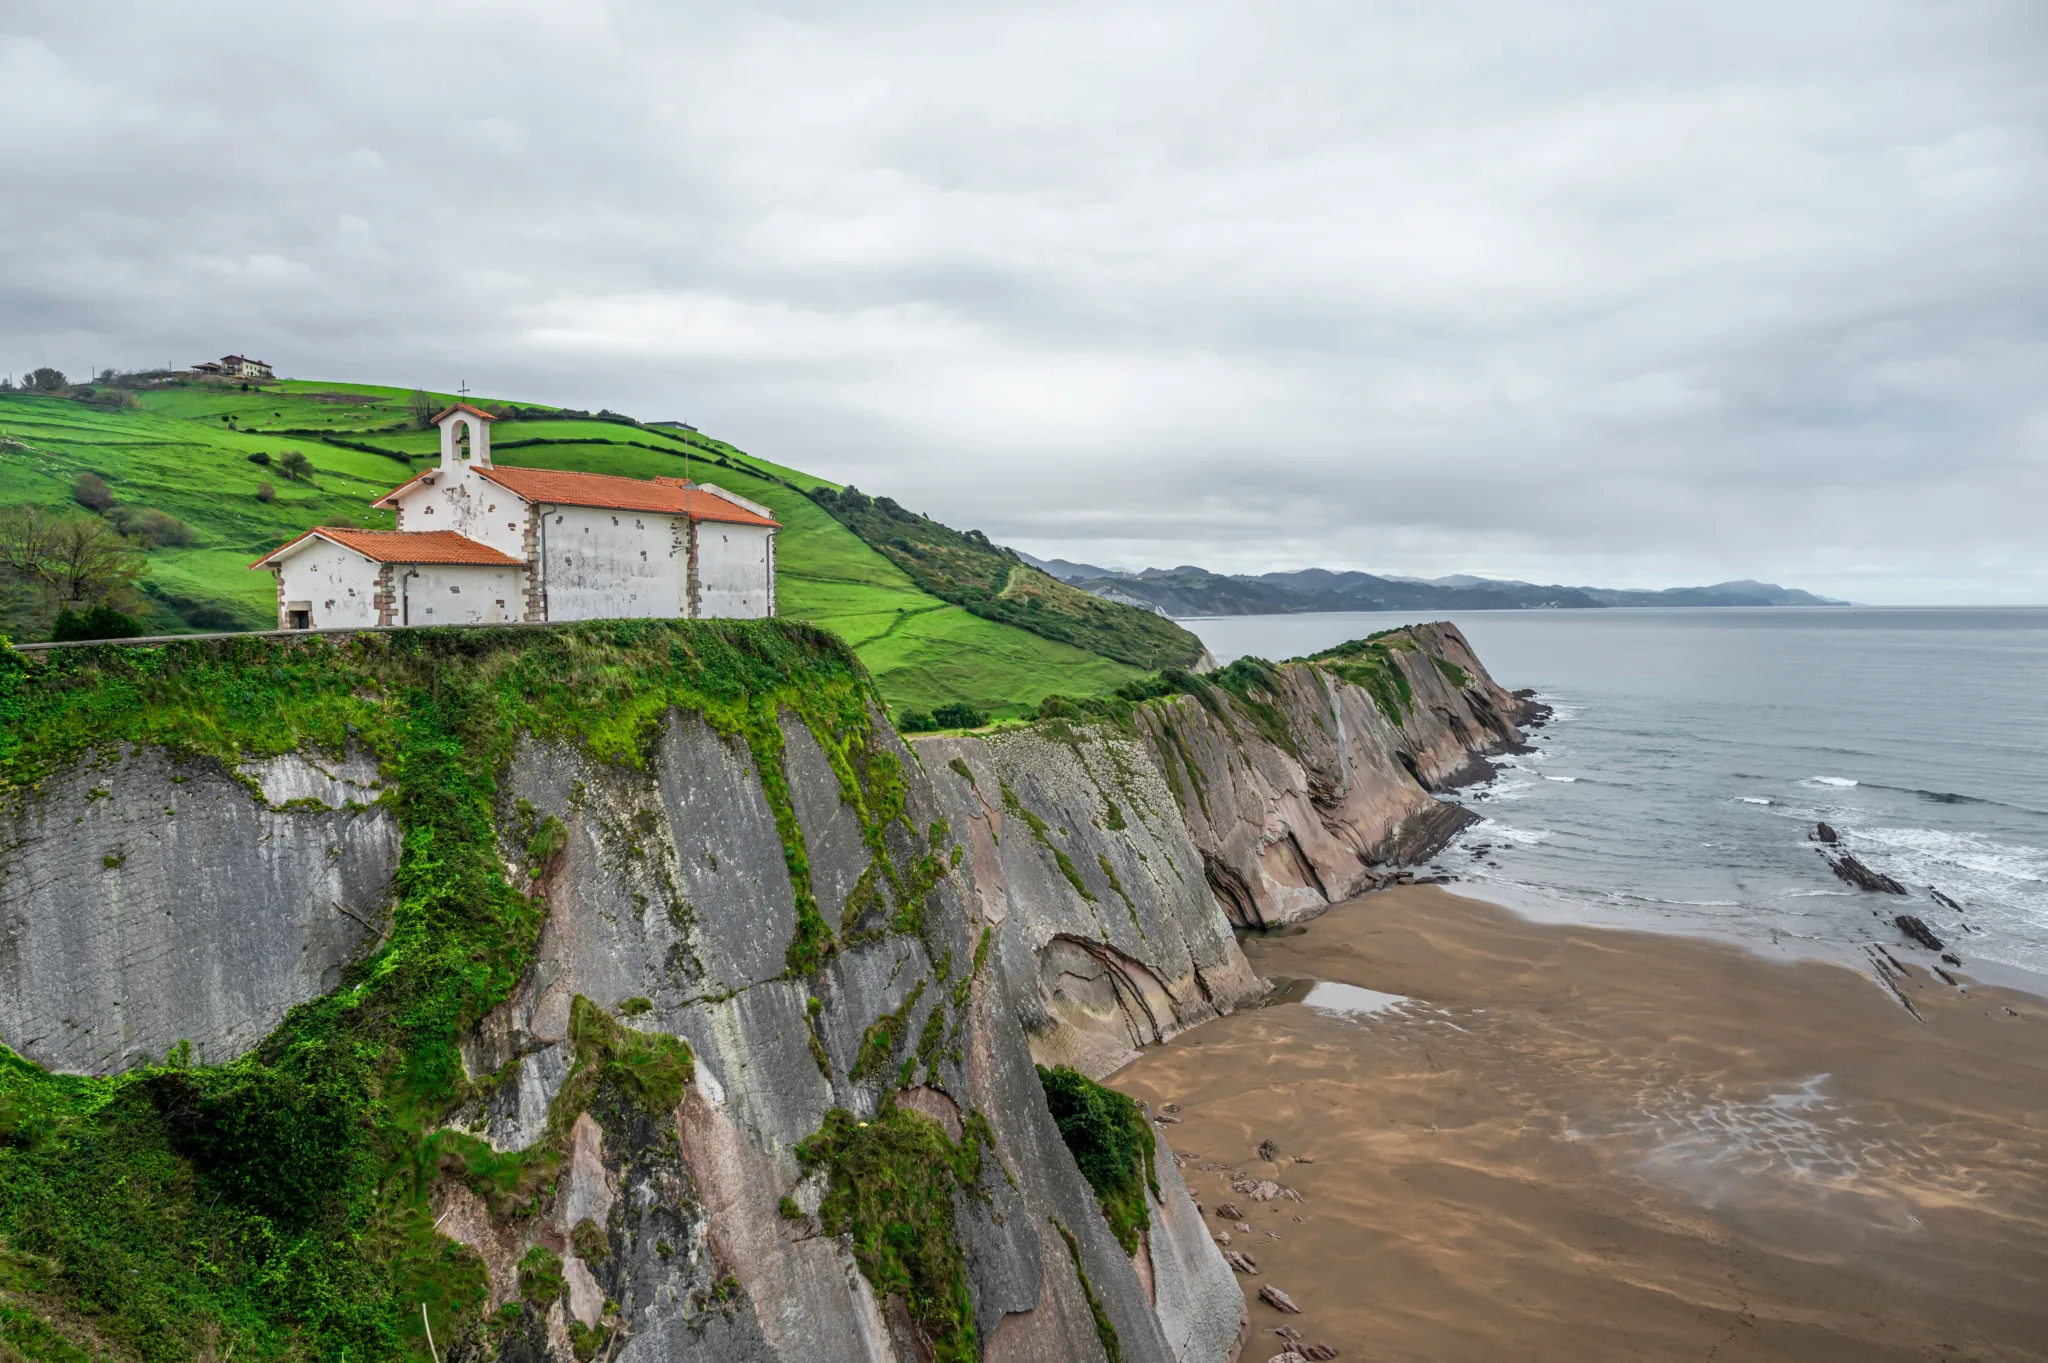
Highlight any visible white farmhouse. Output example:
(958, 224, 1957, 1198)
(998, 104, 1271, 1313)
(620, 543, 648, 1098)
(252, 403, 779, 630)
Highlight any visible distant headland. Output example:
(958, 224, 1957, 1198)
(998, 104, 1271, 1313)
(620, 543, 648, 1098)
(1017, 555, 1848, 617)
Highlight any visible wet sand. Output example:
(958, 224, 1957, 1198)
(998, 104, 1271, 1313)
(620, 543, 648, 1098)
(1113, 887, 2048, 1362)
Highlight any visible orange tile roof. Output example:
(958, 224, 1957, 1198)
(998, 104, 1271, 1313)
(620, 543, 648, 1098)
(475, 466, 780, 526)
(433, 401, 498, 423)
(251, 528, 525, 569)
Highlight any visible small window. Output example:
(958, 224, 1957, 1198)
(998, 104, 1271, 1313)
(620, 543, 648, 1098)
(288, 609, 311, 630)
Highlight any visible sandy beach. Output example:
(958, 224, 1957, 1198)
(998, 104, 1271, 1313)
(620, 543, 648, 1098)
(1113, 887, 2048, 1363)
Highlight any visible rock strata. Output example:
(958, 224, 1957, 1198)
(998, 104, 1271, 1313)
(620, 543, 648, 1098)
(1826, 851, 1906, 894)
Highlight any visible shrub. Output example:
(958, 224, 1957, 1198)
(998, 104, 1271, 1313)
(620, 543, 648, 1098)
(256, 481, 276, 503)
(897, 710, 935, 733)
(930, 702, 988, 730)
(50, 604, 145, 642)
(1035, 1064, 1157, 1254)
(110, 506, 197, 547)
(247, 450, 272, 466)
(72, 472, 114, 512)
(144, 1063, 369, 1228)
(26, 367, 67, 393)
(277, 450, 312, 481)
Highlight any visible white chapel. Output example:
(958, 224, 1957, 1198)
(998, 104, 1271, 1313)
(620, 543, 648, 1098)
(253, 404, 779, 630)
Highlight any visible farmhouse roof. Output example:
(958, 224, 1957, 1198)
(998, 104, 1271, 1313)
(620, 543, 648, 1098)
(251, 528, 525, 569)
(432, 402, 498, 423)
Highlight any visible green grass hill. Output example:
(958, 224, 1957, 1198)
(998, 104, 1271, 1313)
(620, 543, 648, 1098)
(0, 379, 1184, 718)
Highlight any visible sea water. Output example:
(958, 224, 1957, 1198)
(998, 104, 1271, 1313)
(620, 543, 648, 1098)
(1183, 608, 2048, 988)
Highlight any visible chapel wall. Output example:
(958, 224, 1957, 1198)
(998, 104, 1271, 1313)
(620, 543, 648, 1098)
(540, 505, 685, 621)
(392, 473, 528, 561)
(694, 523, 775, 620)
(402, 564, 526, 626)
(280, 540, 382, 630)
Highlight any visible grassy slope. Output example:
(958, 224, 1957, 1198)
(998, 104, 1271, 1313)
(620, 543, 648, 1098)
(809, 488, 1205, 672)
(0, 382, 1142, 716)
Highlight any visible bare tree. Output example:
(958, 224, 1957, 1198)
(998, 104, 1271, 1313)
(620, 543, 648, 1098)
(410, 389, 437, 429)
(0, 506, 145, 609)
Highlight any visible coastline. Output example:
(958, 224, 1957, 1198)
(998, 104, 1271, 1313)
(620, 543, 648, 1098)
(1114, 885, 2048, 1362)
(1432, 862, 2048, 1004)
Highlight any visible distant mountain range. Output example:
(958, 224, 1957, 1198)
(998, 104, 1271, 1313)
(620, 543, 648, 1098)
(1014, 556, 1848, 617)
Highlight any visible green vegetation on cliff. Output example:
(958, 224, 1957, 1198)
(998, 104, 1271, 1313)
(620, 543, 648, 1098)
(1306, 633, 1416, 725)
(1035, 1065, 1158, 1255)
(0, 381, 1147, 717)
(795, 1097, 996, 1363)
(0, 619, 893, 1362)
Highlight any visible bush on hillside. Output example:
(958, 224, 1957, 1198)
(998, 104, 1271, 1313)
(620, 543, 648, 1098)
(72, 472, 114, 511)
(255, 482, 276, 503)
(50, 604, 145, 642)
(107, 506, 197, 548)
(26, 367, 67, 393)
(247, 450, 272, 466)
(277, 450, 312, 482)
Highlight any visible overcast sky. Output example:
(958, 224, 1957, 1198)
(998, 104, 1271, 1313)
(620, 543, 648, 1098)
(4, 2, 2044, 601)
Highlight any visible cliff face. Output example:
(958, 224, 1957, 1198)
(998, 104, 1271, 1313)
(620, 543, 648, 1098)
(0, 619, 1524, 1363)
(915, 726, 1264, 1079)
(0, 625, 1245, 1363)
(0, 746, 396, 1075)
(446, 709, 1217, 1363)
(1137, 622, 1530, 928)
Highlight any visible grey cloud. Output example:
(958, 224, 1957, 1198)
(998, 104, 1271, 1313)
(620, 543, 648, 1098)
(2, 0, 2043, 602)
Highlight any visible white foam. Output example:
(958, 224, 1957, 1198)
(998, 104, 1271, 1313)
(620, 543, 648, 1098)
(1544, 775, 1579, 783)
(1806, 776, 1859, 788)
(1737, 796, 1774, 805)
(1639, 1075, 1862, 1184)
(1851, 825, 2047, 887)
(1478, 819, 1551, 846)
(1300, 981, 1411, 1018)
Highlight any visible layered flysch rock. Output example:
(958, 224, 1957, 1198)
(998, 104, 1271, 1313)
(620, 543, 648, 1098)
(1125, 622, 1529, 929)
(0, 746, 397, 1074)
(434, 708, 1233, 1363)
(915, 725, 1264, 1078)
